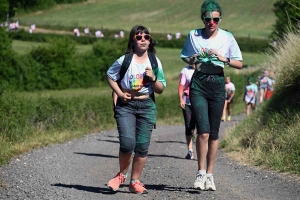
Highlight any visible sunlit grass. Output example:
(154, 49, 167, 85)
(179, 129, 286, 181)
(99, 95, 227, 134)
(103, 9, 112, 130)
(14, 0, 277, 39)
(222, 27, 300, 174)
(12, 40, 92, 55)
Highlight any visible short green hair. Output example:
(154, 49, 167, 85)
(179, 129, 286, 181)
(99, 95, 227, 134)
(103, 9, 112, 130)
(201, 0, 222, 19)
(248, 77, 254, 83)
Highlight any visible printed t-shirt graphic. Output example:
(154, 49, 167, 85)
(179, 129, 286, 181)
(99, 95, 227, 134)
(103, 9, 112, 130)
(106, 55, 166, 95)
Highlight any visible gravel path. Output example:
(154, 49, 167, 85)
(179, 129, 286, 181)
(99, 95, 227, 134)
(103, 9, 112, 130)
(1, 115, 300, 200)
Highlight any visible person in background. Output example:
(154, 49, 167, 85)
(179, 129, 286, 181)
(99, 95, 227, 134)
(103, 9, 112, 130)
(258, 70, 268, 104)
(265, 71, 275, 100)
(84, 27, 90, 36)
(178, 57, 196, 160)
(120, 30, 125, 38)
(222, 76, 235, 122)
(106, 25, 166, 194)
(245, 77, 258, 116)
(176, 32, 181, 39)
(180, 0, 242, 191)
(73, 27, 79, 36)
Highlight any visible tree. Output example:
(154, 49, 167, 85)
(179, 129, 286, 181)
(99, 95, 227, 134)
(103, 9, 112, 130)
(0, 0, 9, 21)
(271, 0, 300, 39)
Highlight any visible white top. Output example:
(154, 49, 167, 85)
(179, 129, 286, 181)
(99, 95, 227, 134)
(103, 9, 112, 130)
(181, 28, 242, 68)
(179, 66, 195, 105)
(107, 55, 166, 95)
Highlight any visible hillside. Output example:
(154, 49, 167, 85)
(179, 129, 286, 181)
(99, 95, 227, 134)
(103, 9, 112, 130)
(14, 0, 277, 39)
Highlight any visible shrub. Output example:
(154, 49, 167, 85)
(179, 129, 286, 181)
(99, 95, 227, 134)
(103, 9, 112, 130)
(222, 26, 300, 174)
(0, 28, 20, 90)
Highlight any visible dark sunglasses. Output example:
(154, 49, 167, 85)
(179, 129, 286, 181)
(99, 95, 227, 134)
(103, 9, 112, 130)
(133, 34, 151, 41)
(203, 17, 221, 23)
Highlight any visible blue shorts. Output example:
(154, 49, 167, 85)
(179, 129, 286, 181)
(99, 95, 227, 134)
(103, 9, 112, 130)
(114, 97, 156, 157)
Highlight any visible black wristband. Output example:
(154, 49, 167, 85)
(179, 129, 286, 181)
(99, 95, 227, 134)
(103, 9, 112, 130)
(227, 57, 230, 64)
(151, 76, 157, 83)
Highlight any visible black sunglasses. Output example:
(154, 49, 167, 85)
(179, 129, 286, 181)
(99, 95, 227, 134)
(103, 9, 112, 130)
(203, 17, 221, 23)
(133, 34, 151, 41)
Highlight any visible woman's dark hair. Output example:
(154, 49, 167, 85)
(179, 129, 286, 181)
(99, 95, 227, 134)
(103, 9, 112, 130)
(200, 0, 222, 20)
(125, 25, 157, 54)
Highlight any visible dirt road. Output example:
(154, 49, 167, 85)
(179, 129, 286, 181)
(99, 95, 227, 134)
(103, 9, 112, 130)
(0, 115, 299, 200)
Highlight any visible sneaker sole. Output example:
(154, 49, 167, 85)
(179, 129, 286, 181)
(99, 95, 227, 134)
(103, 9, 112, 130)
(205, 187, 216, 191)
(129, 188, 148, 194)
(108, 185, 119, 192)
(194, 184, 206, 190)
(194, 186, 206, 190)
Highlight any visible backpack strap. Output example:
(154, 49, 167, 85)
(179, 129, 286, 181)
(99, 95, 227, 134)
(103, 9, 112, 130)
(148, 52, 158, 76)
(146, 52, 158, 103)
(117, 51, 158, 103)
(118, 52, 134, 82)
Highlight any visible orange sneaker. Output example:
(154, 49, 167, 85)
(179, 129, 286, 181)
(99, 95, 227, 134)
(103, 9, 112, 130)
(107, 172, 126, 191)
(129, 180, 148, 194)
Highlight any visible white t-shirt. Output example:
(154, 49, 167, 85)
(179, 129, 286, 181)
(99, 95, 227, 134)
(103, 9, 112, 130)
(181, 28, 242, 68)
(107, 55, 166, 95)
(245, 84, 258, 102)
(179, 66, 195, 105)
(225, 82, 235, 93)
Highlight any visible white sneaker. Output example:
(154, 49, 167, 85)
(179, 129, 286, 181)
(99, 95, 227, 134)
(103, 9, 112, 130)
(205, 175, 216, 191)
(194, 173, 206, 190)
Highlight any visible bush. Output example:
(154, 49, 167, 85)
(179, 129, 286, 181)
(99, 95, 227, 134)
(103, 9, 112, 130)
(222, 26, 300, 174)
(7, 36, 127, 91)
(271, 0, 300, 39)
(0, 28, 20, 90)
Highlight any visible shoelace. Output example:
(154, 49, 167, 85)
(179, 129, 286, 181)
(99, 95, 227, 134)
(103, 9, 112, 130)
(133, 180, 145, 187)
(206, 176, 213, 184)
(196, 174, 205, 181)
(116, 173, 125, 182)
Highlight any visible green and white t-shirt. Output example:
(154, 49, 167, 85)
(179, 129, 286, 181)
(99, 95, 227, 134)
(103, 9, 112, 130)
(107, 55, 166, 95)
(181, 28, 242, 68)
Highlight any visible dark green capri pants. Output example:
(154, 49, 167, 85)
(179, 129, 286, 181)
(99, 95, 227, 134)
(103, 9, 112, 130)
(182, 104, 196, 136)
(190, 72, 225, 140)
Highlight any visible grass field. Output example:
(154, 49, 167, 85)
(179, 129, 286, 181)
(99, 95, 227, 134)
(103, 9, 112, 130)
(14, 0, 277, 39)
(12, 40, 265, 90)
(12, 39, 265, 117)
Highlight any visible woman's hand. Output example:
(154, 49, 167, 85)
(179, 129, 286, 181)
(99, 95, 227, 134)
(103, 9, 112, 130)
(210, 49, 226, 62)
(145, 67, 156, 82)
(180, 99, 185, 109)
(119, 92, 131, 103)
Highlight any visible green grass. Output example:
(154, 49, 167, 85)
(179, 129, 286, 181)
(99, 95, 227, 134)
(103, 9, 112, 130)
(221, 28, 300, 174)
(12, 40, 93, 55)
(12, 39, 265, 111)
(14, 0, 277, 39)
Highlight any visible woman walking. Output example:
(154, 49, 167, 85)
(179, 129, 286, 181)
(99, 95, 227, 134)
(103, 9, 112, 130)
(180, 0, 243, 191)
(106, 25, 166, 194)
(178, 58, 196, 159)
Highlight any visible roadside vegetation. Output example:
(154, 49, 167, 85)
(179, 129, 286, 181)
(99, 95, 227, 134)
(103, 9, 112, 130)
(221, 27, 300, 174)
